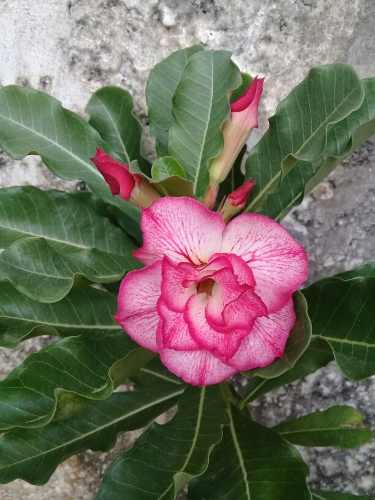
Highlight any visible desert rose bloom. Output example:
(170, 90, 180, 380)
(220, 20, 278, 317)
(116, 197, 308, 386)
(91, 148, 160, 208)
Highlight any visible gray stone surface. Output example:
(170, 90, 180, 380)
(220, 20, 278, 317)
(0, 0, 374, 498)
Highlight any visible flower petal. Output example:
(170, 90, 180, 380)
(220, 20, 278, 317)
(185, 294, 247, 359)
(115, 261, 162, 352)
(222, 213, 308, 312)
(157, 300, 198, 351)
(160, 258, 197, 312)
(134, 197, 225, 265)
(227, 299, 296, 371)
(160, 349, 236, 386)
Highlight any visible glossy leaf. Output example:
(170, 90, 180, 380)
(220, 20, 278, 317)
(0, 283, 121, 347)
(86, 86, 142, 164)
(0, 187, 138, 302)
(189, 406, 311, 500)
(0, 85, 139, 235)
(304, 267, 375, 380)
(0, 332, 151, 431)
(275, 405, 373, 448)
(151, 156, 188, 182)
(260, 77, 375, 220)
(241, 338, 333, 406)
(97, 386, 226, 500)
(0, 366, 184, 485)
(248, 292, 312, 379)
(149, 156, 192, 196)
(313, 492, 374, 500)
(245, 64, 364, 214)
(169, 49, 241, 198)
(146, 45, 203, 155)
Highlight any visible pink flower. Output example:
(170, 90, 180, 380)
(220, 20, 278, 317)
(209, 77, 264, 188)
(116, 197, 308, 386)
(91, 149, 160, 208)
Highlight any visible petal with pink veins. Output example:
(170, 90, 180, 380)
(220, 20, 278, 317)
(134, 197, 225, 266)
(222, 289, 267, 330)
(227, 299, 296, 371)
(160, 348, 236, 386)
(185, 294, 248, 359)
(160, 258, 197, 312)
(115, 261, 162, 352)
(222, 213, 308, 312)
(157, 300, 198, 351)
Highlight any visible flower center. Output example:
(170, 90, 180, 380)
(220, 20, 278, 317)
(197, 278, 215, 296)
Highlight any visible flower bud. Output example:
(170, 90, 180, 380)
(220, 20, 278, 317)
(91, 149, 159, 208)
(221, 179, 255, 221)
(209, 76, 264, 187)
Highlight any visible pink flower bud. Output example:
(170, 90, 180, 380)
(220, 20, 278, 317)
(91, 148, 160, 208)
(221, 180, 256, 221)
(228, 179, 256, 207)
(91, 148, 135, 200)
(209, 77, 264, 187)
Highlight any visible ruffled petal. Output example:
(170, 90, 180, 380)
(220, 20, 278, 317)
(160, 258, 197, 312)
(160, 348, 236, 386)
(115, 261, 162, 352)
(227, 299, 296, 371)
(134, 197, 225, 265)
(185, 294, 247, 359)
(222, 213, 308, 312)
(157, 300, 198, 351)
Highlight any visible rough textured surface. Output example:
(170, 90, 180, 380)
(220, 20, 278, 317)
(0, 0, 374, 498)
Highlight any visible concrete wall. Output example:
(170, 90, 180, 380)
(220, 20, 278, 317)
(0, 1, 374, 497)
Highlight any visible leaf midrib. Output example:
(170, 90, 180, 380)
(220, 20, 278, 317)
(0, 388, 184, 472)
(192, 56, 214, 194)
(228, 406, 251, 500)
(157, 386, 206, 500)
(0, 313, 120, 331)
(93, 96, 131, 163)
(278, 426, 366, 436)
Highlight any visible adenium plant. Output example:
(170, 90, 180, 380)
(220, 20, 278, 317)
(0, 46, 373, 500)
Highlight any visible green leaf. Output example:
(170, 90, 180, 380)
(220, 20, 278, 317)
(0, 366, 184, 485)
(146, 45, 203, 155)
(247, 291, 312, 379)
(151, 156, 188, 182)
(0, 332, 151, 431)
(150, 156, 192, 196)
(0, 187, 138, 302)
(189, 405, 311, 500)
(313, 492, 374, 500)
(274, 405, 373, 448)
(240, 338, 333, 406)
(86, 86, 142, 164)
(0, 85, 140, 236)
(0, 283, 121, 347)
(259, 77, 375, 220)
(246, 64, 364, 214)
(303, 266, 375, 380)
(169, 49, 242, 198)
(97, 386, 226, 500)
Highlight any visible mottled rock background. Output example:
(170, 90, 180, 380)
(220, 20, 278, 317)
(0, 0, 374, 498)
